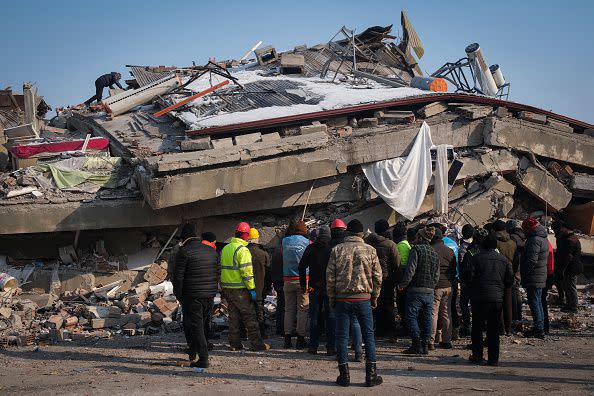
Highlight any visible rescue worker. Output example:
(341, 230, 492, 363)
(247, 227, 271, 338)
(84, 72, 125, 106)
(282, 219, 310, 349)
(393, 221, 411, 330)
(220, 222, 269, 351)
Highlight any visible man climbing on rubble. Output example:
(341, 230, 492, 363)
(365, 219, 400, 342)
(554, 221, 583, 314)
(247, 227, 271, 338)
(221, 222, 270, 351)
(298, 225, 336, 356)
(282, 219, 310, 349)
(521, 218, 549, 339)
(398, 226, 440, 355)
(468, 232, 514, 366)
(83, 72, 125, 106)
(327, 219, 383, 388)
(173, 224, 219, 368)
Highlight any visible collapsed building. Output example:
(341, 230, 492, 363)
(0, 11, 593, 343)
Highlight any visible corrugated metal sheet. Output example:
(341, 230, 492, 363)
(0, 109, 20, 129)
(127, 66, 172, 87)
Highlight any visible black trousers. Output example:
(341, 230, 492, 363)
(511, 285, 522, 321)
(460, 284, 471, 329)
(273, 280, 285, 335)
(451, 280, 460, 329)
(471, 301, 502, 363)
(374, 279, 396, 337)
(182, 296, 214, 360)
(84, 81, 105, 105)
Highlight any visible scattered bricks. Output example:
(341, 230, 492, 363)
(255, 45, 278, 65)
(233, 132, 262, 146)
(518, 110, 547, 124)
(299, 122, 327, 135)
(49, 329, 65, 343)
(211, 137, 234, 149)
(134, 282, 150, 302)
(495, 106, 510, 118)
(118, 313, 140, 326)
(179, 136, 212, 151)
(260, 132, 281, 143)
(153, 297, 179, 317)
(417, 101, 448, 118)
(546, 118, 574, 133)
(91, 318, 118, 329)
(374, 110, 415, 124)
(358, 118, 378, 128)
(47, 315, 63, 329)
(87, 306, 122, 319)
(139, 312, 152, 326)
(144, 263, 168, 286)
(280, 53, 305, 74)
(151, 312, 164, 325)
(335, 126, 353, 137)
(64, 316, 78, 328)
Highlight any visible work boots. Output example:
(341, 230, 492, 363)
(190, 358, 209, 369)
(336, 363, 350, 387)
(421, 338, 429, 355)
(365, 362, 383, 387)
(284, 335, 293, 349)
(296, 336, 307, 349)
(403, 337, 422, 354)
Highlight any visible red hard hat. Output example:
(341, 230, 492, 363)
(235, 222, 251, 233)
(330, 219, 346, 229)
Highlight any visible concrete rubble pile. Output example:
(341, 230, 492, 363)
(1, 11, 594, 347)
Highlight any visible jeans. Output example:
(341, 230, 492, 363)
(526, 287, 544, 331)
(351, 318, 363, 354)
(460, 284, 471, 329)
(563, 274, 578, 311)
(273, 281, 285, 335)
(309, 289, 335, 350)
(182, 296, 214, 360)
(471, 301, 502, 363)
(335, 300, 376, 364)
(406, 290, 434, 340)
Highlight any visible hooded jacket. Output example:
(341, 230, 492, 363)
(173, 238, 220, 300)
(521, 225, 549, 289)
(364, 232, 400, 282)
(327, 234, 382, 303)
(431, 239, 456, 289)
(299, 227, 332, 291)
(495, 230, 517, 266)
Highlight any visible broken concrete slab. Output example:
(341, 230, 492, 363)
(546, 118, 574, 133)
(211, 137, 234, 149)
(518, 111, 547, 124)
(299, 123, 327, 135)
(280, 53, 305, 74)
(455, 105, 492, 120)
(570, 173, 594, 199)
(565, 202, 594, 235)
(233, 132, 261, 146)
(417, 101, 448, 118)
(484, 117, 594, 169)
(449, 179, 516, 226)
(517, 164, 572, 211)
(261, 132, 281, 142)
(91, 318, 118, 329)
(179, 136, 211, 151)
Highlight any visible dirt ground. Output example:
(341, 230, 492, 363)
(1, 318, 593, 396)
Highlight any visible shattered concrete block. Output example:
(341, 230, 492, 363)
(518, 165, 572, 211)
(211, 137, 234, 149)
(418, 101, 448, 118)
(571, 173, 594, 199)
(518, 111, 547, 124)
(299, 123, 327, 135)
(335, 126, 353, 137)
(261, 132, 281, 142)
(546, 118, 573, 133)
(358, 118, 378, 128)
(280, 53, 305, 74)
(375, 110, 415, 124)
(233, 132, 262, 146)
(153, 297, 178, 317)
(255, 45, 278, 65)
(494, 107, 509, 118)
(47, 315, 64, 329)
(87, 306, 122, 319)
(179, 136, 212, 151)
(0, 307, 12, 319)
(91, 318, 118, 329)
(455, 105, 492, 120)
(144, 263, 168, 286)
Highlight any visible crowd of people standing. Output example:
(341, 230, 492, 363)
(170, 214, 583, 387)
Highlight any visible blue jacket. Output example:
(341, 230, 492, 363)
(282, 234, 310, 281)
(443, 236, 459, 277)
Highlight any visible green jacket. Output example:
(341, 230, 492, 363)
(220, 237, 255, 290)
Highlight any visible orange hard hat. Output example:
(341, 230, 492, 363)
(235, 222, 251, 233)
(330, 219, 346, 229)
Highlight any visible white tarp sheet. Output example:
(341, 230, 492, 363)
(362, 122, 434, 220)
(433, 144, 449, 214)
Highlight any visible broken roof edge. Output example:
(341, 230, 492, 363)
(186, 92, 594, 137)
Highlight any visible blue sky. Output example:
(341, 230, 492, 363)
(2, 0, 593, 123)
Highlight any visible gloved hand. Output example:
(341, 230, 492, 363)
(249, 290, 257, 301)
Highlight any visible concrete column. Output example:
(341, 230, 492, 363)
(23, 83, 38, 136)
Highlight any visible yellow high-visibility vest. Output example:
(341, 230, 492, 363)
(220, 237, 255, 290)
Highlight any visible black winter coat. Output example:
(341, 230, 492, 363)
(173, 238, 219, 300)
(509, 228, 525, 285)
(95, 72, 123, 89)
(521, 225, 549, 289)
(298, 234, 332, 291)
(469, 248, 514, 303)
(555, 232, 583, 276)
(365, 233, 400, 282)
(248, 243, 271, 300)
(431, 240, 456, 289)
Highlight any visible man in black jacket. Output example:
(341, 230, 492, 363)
(555, 222, 583, 313)
(468, 233, 514, 366)
(173, 224, 220, 368)
(521, 218, 549, 339)
(507, 220, 525, 325)
(84, 72, 125, 106)
(299, 226, 335, 355)
(365, 219, 400, 341)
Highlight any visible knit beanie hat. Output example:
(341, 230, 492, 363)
(393, 221, 407, 241)
(493, 219, 507, 232)
(461, 224, 475, 239)
(417, 226, 436, 242)
(347, 219, 364, 234)
(374, 219, 390, 235)
(180, 223, 196, 240)
(522, 217, 539, 232)
(506, 219, 521, 232)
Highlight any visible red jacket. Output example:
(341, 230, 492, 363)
(547, 241, 554, 276)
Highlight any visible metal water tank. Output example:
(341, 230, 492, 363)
(489, 64, 506, 88)
(465, 43, 498, 96)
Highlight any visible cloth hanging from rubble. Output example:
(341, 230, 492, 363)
(10, 138, 110, 159)
(362, 122, 433, 220)
(433, 144, 449, 214)
(34, 157, 122, 190)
